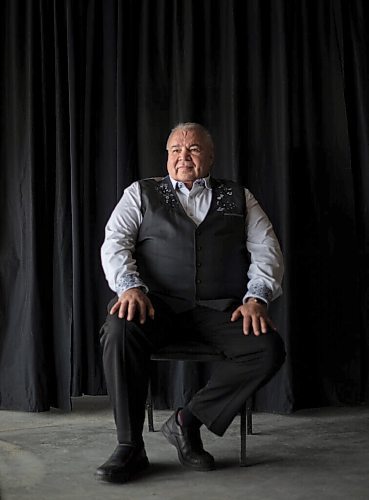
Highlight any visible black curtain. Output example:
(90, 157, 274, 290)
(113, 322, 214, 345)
(1, 0, 368, 413)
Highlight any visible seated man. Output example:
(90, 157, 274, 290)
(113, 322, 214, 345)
(97, 122, 285, 483)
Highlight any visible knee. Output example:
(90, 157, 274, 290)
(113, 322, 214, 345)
(100, 315, 130, 350)
(100, 314, 150, 356)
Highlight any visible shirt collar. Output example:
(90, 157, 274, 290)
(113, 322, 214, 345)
(169, 175, 212, 190)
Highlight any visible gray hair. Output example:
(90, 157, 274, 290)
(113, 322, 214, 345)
(166, 122, 214, 150)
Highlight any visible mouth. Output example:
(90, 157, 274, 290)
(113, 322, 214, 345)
(176, 164, 194, 170)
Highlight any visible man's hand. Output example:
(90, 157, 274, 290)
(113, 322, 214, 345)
(231, 300, 277, 336)
(110, 288, 155, 324)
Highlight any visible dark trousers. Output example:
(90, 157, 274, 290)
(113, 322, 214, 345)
(100, 294, 286, 445)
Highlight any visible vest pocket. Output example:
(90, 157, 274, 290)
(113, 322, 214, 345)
(223, 212, 244, 217)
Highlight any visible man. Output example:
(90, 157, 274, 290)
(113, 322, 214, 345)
(97, 122, 285, 483)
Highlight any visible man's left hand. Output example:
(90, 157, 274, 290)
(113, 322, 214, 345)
(231, 300, 277, 336)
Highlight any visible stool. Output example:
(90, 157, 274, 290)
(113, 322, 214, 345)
(146, 341, 253, 466)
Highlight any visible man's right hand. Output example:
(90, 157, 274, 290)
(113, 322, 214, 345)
(110, 288, 155, 324)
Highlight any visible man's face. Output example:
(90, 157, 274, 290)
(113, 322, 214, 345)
(166, 128, 214, 187)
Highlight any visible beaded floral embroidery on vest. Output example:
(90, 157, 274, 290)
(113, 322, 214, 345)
(155, 180, 179, 209)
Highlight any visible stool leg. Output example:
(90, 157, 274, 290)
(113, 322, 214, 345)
(240, 403, 247, 466)
(246, 397, 253, 435)
(146, 380, 155, 432)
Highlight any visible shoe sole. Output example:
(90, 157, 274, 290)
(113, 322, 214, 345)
(161, 421, 215, 471)
(95, 456, 150, 483)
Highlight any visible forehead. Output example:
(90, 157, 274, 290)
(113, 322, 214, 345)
(168, 129, 207, 147)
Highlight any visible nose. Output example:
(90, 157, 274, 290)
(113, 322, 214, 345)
(179, 148, 191, 160)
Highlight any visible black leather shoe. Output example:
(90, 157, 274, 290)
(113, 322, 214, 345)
(161, 410, 215, 471)
(95, 444, 149, 483)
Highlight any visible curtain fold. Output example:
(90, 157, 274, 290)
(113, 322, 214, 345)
(0, 0, 368, 412)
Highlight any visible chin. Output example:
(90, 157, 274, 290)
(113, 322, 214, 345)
(176, 173, 195, 180)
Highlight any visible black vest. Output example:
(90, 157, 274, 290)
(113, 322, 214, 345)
(134, 176, 250, 313)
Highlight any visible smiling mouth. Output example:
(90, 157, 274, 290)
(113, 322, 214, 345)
(176, 165, 194, 170)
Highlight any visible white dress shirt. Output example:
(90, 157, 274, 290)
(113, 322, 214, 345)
(101, 176, 284, 305)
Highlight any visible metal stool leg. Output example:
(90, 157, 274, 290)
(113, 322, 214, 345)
(246, 397, 253, 435)
(240, 402, 247, 466)
(146, 380, 155, 432)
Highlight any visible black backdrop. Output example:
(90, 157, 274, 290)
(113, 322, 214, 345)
(0, 0, 368, 414)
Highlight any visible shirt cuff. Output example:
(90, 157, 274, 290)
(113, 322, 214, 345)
(116, 274, 149, 297)
(243, 282, 273, 306)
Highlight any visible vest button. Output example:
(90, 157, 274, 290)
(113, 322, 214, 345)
(196, 262, 202, 268)
(196, 279, 202, 284)
(197, 246, 202, 251)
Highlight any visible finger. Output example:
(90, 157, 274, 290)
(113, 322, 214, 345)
(138, 300, 147, 324)
(231, 309, 241, 322)
(243, 315, 251, 335)
(252, 316, 261, 336)
(260, 316, 269, 334)
(110, 300, 121, 315)
(118, 300, 128, 319)
(147, 301, 155, 320)
(126, 301, 137, 321)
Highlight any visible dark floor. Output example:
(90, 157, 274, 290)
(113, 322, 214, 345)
(0, 396, 368, 500)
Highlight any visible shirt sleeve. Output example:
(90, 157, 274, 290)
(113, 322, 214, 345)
(100, 181, 149, 297)
(243, 189, 284, 305)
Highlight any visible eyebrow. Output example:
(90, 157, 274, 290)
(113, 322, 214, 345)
(170, 143, 201, 149)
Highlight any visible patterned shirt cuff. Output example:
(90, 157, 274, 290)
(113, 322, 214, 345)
(116, 275, 149, 297)
(243, 282, 273, 306)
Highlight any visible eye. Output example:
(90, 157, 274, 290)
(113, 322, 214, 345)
(190, 146, 201, 153)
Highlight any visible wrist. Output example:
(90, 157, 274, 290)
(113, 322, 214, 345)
(246, 297, 267, 306)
